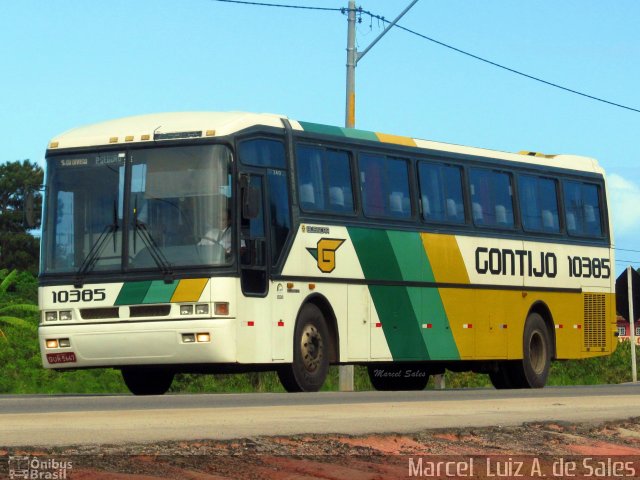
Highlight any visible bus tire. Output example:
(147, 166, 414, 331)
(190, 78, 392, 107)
(367, 364, 429, 391)
(510, 313, 551, 388)
(489, 361, 522, 389)
(121, 367, 174, 395)
(278, 303, 330, 392)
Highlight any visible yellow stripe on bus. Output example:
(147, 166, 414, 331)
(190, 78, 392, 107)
(375, 132, 417, 147)
(420, 233, 470, 284)
(170, 279, 209, 302)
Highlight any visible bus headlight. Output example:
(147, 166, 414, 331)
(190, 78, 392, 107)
(59, 311, 72, 321)
(45, 312, 58, 322)
(180, 305, 194, 315)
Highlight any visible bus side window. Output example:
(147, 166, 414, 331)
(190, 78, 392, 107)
(418, 162, 465, 224)
(469, 168, 514, 228)
(359, 153, 410, 219)
(296, 145, 354, 214)
(518, 175, 560, 234)
(563, 180, 602, 237)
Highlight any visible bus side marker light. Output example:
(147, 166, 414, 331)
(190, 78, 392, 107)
(214, 302, 229, 315)
(247, 321, 255, 327)
(109, 136, 118, 143)
(182, 333, 196, 343)
(422, 324, 433, 329)
(375, 322, 382, 328)
(308, 284, 316, 290)
(205, 130, 216, 137)
(287, 283, 294, 289)
(141, 134, 151, 141)
(196, 333, 210, 343)
(277, 321, 284, 327)
(46, 339, 59, 349)
(49, 141, 59, 149)
(573, 324, 582, 330)
(125, 135, 134, 142)
(555, 324, 564, 329)
(500, 324, 508, 329)
(463, 324, 473, 329)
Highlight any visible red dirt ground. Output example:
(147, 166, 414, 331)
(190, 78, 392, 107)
(3, 418, 640, 479)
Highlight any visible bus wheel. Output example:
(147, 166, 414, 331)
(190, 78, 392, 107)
(278, 303, 330, 392)
(367, 364, 429, 391)
(510, 313, 551, 388)
(121, 367, 174, 395)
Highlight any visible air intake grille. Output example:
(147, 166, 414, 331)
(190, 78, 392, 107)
(584, 293, 606, 349)
(80, 307, 119, 320)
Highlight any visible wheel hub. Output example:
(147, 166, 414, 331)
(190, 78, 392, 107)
(529, 331, 547, 375)
(300, 323, 323, 373)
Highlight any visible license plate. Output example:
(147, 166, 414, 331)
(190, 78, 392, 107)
(47, 352, 77, 364)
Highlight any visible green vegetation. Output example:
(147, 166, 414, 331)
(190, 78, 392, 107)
(1, 268, 638, 394)
(0, 160, 43, 275)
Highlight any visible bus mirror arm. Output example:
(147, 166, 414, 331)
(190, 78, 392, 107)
(242, 184, 260, 219)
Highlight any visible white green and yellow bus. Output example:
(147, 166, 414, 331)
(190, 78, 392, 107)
(38, 112, 616, 394)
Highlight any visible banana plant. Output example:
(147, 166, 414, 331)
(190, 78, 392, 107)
(0, 269, 39, 339)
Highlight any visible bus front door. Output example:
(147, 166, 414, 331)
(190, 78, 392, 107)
(239, 174, 268, 296)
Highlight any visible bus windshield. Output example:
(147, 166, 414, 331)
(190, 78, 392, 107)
(41, 144, 233, 275)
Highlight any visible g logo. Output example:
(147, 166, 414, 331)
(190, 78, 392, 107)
(307, 238, 345, 273)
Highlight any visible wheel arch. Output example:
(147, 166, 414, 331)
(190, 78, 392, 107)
(300, 293, 340, 364)
(528, 300, 556, 359)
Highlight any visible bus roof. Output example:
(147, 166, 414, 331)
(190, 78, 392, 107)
(47, 111, 603, 174)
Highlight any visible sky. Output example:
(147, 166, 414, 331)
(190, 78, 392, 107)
(2, 0, 639, 274)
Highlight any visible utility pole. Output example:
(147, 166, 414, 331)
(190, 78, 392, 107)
(339, 0, 420, 392)
(628, 266, 637, 382)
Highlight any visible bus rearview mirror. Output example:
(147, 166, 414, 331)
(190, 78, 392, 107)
(24, 190, 37, 228)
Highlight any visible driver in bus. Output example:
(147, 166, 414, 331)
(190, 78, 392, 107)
(199, 208, 231, 253)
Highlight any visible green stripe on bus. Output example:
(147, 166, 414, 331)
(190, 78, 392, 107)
(342, 128, 379, 142)
(115, 281, 152, 305)
(299, 121, 379, 142)
(143, 280, 179, 304)
(387, 230, 460, 360)
(299, 121, 345, 138)
(348, 227, 429, 360)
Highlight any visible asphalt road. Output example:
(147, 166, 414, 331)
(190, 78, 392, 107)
(1, 384, 639, 447)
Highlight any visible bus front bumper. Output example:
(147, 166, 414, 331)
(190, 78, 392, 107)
(38, 319, 236, 369)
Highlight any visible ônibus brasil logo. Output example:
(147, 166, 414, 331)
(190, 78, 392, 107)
(306, 238, 345, 273)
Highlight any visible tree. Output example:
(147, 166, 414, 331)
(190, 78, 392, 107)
(0, 160, 43, 274)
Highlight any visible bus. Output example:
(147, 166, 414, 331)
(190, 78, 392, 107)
(38, 112, 616, 394)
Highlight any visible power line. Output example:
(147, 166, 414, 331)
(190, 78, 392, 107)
(360, 11, 640, 114)
(614, 247, 640, 254)
(210, 0, 341, 11)
(616, 259, 640, 265)
(211, 2, 640, 114)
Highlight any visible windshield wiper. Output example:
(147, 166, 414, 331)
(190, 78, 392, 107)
(74, 202, 119, 287)
(132, 203, 173, 281)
